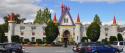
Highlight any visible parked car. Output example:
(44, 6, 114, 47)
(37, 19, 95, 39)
(5, 43, 23, 53)
(79, 42, 120, 53)
(0, 43, 7, 53)
(0, 43, 23, 53)
(112, 41, 125, 52)
(72, 43, 90, 53)
(72, 44, 82, 53)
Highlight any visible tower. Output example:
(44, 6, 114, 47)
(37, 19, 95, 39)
(8, 13, 15, 43)
(75, 14, 81, 44)
(53, 13, 57, 24)
(109, 16, 118, 37)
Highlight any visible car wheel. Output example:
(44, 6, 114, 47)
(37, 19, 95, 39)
(94, 51, 99, 53)
(115, 51, 119, 53)
(12, 51, 16, 53)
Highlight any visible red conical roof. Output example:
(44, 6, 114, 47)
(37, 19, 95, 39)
(61, 2, 64, 8)
(53, 14, 57, 24)
(76, 14, 80, 24)
(113, 16, 116, 25)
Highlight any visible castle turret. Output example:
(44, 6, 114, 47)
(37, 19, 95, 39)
(8, 13, 15, 43)
(61, 2, 65, 14)
(53, 14, 57, 24)
(75, 14, 81, 44)
(109, 16, 118, 38)
(113, 16, 117, 26)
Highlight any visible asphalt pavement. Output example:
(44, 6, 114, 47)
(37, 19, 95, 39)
(23, 46, 73, 53)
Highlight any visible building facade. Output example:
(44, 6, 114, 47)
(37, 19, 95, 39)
(7, 4, 125, 43)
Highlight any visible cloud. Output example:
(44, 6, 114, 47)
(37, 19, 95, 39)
(69, 0, 125, 3)
(0, 0, 54, 24)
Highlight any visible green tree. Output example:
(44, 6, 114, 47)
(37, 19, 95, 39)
(81, 37, 88, 42)
(45, 21, 59, 44)
(11, 35, 21, 43)
(86, 22, 100, 42)
(34, 9, 43, 24)
(4, 13, 25, 24)
(36, 39, 43, 44)
(86, 14, 101, 42)
(117, 33, 123, 41)
(109, 36, 117, 44)
(93, 14, 101, 25)
(34, 8, 51, 24)
(23, 39, 30, 44)
(0, 25, 7, 43)
(102, 38, 109, 44)
(3, 13, 25, 32)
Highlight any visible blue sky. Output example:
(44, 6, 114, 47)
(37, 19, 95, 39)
(40, 0, 125, 25)
(0, 0, 125, 25)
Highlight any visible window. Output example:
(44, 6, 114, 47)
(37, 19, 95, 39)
(31, 37, 35, 42)
(20, 26, 25, 30)
(20, 32, 24, 35)
(64, 18, 68, 23)
(32, 32, 35, 35)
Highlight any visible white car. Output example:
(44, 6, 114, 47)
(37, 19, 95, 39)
(112, 41, 125, 52)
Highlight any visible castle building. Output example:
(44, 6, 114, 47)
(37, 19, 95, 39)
(6, 4, 125, 43)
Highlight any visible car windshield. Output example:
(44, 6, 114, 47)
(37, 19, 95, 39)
(113, 42, 118, 45)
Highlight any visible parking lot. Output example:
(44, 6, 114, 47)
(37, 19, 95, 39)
(24, 46, 73, 53)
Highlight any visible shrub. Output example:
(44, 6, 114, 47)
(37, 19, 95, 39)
(117, 33, 123, 41)
(109, 36, 117, 44)
(23, 39, 30, 44)
(36, 39, 42, 44)
(81, 37, 88, 42)
(11, 35, 20, 43)
(102, 38, 109, 44)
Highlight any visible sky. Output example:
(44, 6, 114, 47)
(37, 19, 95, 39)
(0, 0, 125, 25)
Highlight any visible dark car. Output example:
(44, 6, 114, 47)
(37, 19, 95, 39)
(5, 43, 23, 53)
(72, 43, 83, 53)
(0, 43, 7, 53)
(79, 42, 120, 53)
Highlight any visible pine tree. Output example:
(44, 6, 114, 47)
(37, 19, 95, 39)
(93, 14, 101, 25)
(34, 8, 51, 24)
(86, 22, 100, 42)
(45, 21, 59, 44)
(42, 8, 51, 24)
(34, 9, 44, 24)
(117, 33, 123, 41)
(86, 14, 101, 42)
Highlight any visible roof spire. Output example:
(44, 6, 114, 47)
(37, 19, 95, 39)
(76, 13, 80, 24)
(113, 16, 117, 25)
(53, 13, 57, 24)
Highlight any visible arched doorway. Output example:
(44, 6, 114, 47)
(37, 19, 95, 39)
(62, 30, 70, 43)
(62, 30, 70, 47)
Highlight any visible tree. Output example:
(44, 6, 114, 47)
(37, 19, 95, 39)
(3, 13, 25, 32)
(86, 22, 100, 42)
(36, 39, 43, 44)
(102, 38, 109, 44)
(34, 8, 51, 24)
(23, 39, 30, 44)
(45, 21, 59, 44)
(34, 9, 44, 24)
(86, 14, 101, 42)
(0, 25, 7, 43)
(81, 37, 88, 42)
(4, 13, 25, 24)
(11, 35, 21, 43)
(117, 33, 123, 41)
(109, 36, 117, 44)
(93, 14, 101, 25)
